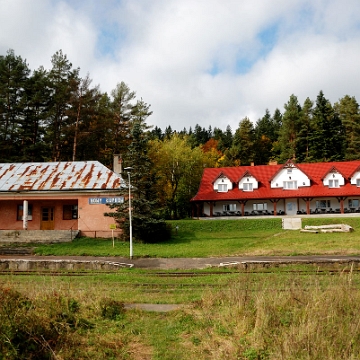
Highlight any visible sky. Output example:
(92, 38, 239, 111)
(1, 0, 360, 132)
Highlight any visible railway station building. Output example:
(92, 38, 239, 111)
(0, 156, 125, 238)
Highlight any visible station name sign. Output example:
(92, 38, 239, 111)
(89, 197, 124, 205)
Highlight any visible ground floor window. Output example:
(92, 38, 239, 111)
(253, 203, 267, 211)
(17, 204, 33, 220)
(349, 199, 359, 208)
(223, 204, 237, 211)
(316, 200, 330, 209)
(63, 205, 78, 220)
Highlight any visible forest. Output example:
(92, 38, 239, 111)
(1, 49, 360, 219)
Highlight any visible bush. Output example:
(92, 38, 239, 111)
(0, 287, 61, 359)
(0, 287, 92, 359)
(122, 217, 172, 243)
(100, 298, 125, 320)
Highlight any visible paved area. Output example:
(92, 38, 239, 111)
(1, 254, 360, 269)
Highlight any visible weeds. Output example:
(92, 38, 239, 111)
(1, 268, 360, 359)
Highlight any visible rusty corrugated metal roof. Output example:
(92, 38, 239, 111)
(0, 161, 124, 192)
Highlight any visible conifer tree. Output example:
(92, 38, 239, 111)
(334, 95, 360, 160)
(278, 94, 302, 162)
(46, 50, 79, 161)
(21, 66, 49, 161)
(232, 117, 255, 165)
(0, 49, 30, 161)
(309, 91, 345, 161)
(296, 97, 313, 162)
(110, 81, 136, 156)
(254, 109, 274, 164)
(110, 100, 170, 243)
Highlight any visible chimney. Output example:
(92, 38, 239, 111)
(113, 154, 122, 174)
(250, 162, 254, 166)
(268, 160, 278, 166)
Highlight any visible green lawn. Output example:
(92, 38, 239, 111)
(31, 217, 360, 257)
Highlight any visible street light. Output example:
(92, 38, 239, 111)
(124, 167, 134, 259)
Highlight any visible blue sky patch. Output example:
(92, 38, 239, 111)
(258, 23, 279, 57)
(96, 23, 124, 58)
(235, 57, 256, 74)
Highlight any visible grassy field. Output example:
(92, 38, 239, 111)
(2, 218, 360, 359)
(2, 265, 360, 359)
(31, 217, 360, 257)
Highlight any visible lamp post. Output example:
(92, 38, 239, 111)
(124, 167, 133, 259)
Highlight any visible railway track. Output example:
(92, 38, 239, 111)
(0, 268, 359, 277)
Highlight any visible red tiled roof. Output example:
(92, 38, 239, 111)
(237, 170, 257, 183)
(320, 165, 346, 180)
(268, 159, 314, 182)
(191, 160, 360, 202)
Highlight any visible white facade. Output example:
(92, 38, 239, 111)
(271, 165, 310, 189)
(323, 171, 344, 187)
(350, 170, 360, 186)
(213, 175, 233, 192)
(238, 175, 258, 191)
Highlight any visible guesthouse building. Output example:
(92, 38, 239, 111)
(191, 160, 360, 217)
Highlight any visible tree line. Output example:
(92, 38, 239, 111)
(1, 49, 360, 221)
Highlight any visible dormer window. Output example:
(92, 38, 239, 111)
(243, 183, 253, 191)
(329, 179, 339, 188)
(357, 179, 360, 187)
(270, 161, 310, 189)
(218, 184, 227, 192)
(283, 180, 297, 189)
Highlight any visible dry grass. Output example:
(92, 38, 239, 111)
(2, 267, 360, 359)
(185, 269, 360, 359)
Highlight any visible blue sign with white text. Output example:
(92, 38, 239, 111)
(89, 197, 124, 205)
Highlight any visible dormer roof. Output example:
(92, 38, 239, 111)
(269, 159, 313, 182)
(349, 165, 360, 179)
(211, 171, 236, 184)
(237, 170, 258, 183)
(321, 166, 346, 180)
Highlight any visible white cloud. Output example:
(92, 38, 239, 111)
(0, 0, 359, 132)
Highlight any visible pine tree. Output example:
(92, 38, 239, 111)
(254, 109, 274, 164)
(46, 50, 79, 161)
(296, 97, 313, 162)
(0, 49, 30, 161)
(231, 117, 255, 165)
(278, 94, 302, 162)
(110, 100, 170, 243)
(217, 125, 233, 152)
(21, 66, 49, 161)
(309, 91, 345, 161)
(334, 95, 360, 160)
(110, 81, 136, 156)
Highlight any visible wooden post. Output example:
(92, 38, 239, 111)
(210, 202, 214, 217)
(340, 198, 344, 214)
